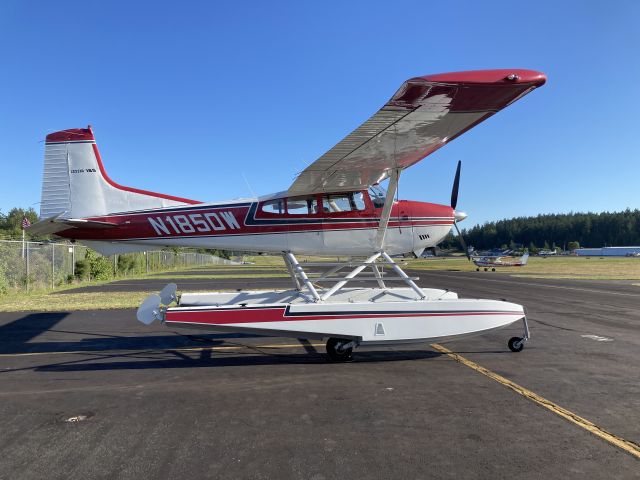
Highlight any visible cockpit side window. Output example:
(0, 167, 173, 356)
(322, 192, 366, 213)
(261, 199, 285, 214)
(352, 191, 366, 211)
(368, 185, 386, 208)
(287, 196, 318, 215)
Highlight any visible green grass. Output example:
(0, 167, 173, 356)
(148, 273, 290, 280)
(405, 256, 640, 280)
(0, 291, 154, 312)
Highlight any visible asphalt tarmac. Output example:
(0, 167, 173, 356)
(1, 268, 639, 479)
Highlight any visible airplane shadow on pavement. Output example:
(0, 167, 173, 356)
(32, 348, 443, 372)
(1, 312, 451, 373)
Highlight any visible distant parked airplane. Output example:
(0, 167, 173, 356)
(472, 252, 530, 271)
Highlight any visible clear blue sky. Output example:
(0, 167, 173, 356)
(1, 0, 638, 227)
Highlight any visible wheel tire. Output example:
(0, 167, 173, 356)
(476, 268, 480, 271)
(484, 268, 488, 272)
(492, 268, 496, 272)
(326, 338, 353, 362)
(508, 337, 524, 352)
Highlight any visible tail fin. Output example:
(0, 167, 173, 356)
(520, 253, 530, 265)
(40, 126, 200, 219)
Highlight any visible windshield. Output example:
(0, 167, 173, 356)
(368, 185, 387, 208)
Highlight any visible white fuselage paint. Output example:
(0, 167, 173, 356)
(96, 224, 451, 257)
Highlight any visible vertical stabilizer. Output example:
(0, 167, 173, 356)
(40, 126, 200, 219)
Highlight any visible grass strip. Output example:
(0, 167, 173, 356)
(147, 273, 290, 280)
(405, 256, 640, 280)
(0, 291, 153, 312)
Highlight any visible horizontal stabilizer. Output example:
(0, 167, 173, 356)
(62, 218, 119, 229)
(27, 214, 119, 235)
(26, 213, 69, 235)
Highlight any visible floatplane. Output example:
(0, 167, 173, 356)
(31, 69, 545, 360)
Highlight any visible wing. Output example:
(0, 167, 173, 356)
(288, 69, 546, 195)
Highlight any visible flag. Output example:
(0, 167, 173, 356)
(22, 217, 31, 229)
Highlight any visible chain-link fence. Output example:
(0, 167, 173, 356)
(0, 239, 236, 295)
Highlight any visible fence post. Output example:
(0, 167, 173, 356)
(72, 244, 75, 277)
(51, 243, 55, 290)
(25, 242, 29, 292)
(145, 251, 149, 273)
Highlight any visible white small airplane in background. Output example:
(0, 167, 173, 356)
(30, 69, 546, 360)
(472, 251, 530, 271)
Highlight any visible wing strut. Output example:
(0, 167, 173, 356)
(375, 168, 400, 250)
(282, 167, 427, 301)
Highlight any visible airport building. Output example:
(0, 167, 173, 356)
(575, 246, 640, 256)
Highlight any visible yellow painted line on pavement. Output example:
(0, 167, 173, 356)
(431, 343, 640, 459)
(0, 343, 325, 358)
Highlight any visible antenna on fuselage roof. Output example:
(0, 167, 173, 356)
(241, 172, 256, 198)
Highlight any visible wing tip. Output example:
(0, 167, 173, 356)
(418, 69, 547, 87)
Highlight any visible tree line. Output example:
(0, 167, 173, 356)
(440, 209, 640, 252)
(0, 207, 39, 239)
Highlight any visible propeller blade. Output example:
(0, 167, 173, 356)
(453, 221, 471, 261)
(450, 160, 462, 210)
(159, 283, 177, 305)
(137, 294, 162, 325)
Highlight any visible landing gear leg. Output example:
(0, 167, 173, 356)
(326, 338, 355, 362)
(508, 315, 530, 352)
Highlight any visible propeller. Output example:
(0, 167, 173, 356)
(453, 221, 470, 260)
(450, 160, 470, 260)
(137, 294, 162, 325)
(451, 160, 461, 210)
(137, 284, 178, 325)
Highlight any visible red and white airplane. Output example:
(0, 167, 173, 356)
(31, 69, 546, 360)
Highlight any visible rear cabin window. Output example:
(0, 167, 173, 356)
(322, 192, 366, 213)
(261, 199, 284, 214)
(287, 196, 318, 215)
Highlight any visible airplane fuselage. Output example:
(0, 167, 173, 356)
(57, 191, 455, 256)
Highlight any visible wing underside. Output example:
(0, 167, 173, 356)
(288, 69, 546, 195)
